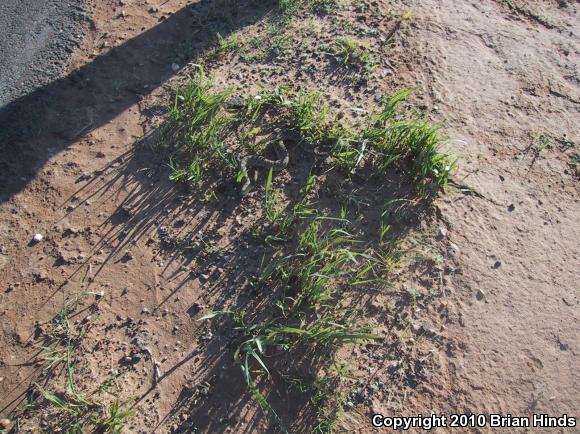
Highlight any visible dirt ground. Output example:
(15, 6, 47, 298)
(0, 0, 578, 433)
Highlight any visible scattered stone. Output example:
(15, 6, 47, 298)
(200, 273, 211, 282)
(122, 250, 134, 261)
(492, 260, 502, 269)
(0, 418, 11, 429)
(476, 289, 486, 301)
(153, 361, 162, 383)
(171, 63, 180, 72)
(32, 233, 43, 243)
(507, 203, 515, 212)
(448, 242, 460, 257)
(438, 227, 448, 239)
(142, 307, 150, 314)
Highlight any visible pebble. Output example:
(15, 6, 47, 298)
(171, 63, 180, 72)
(0, 419, 11, 429)
(438, 227, 448, 238)
(448, 242, 460, 256)
(142, 307, 150, 314)
(32, 233, 43, 243)
(476, 289, 486, 300)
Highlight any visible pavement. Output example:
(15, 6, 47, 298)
(0, 0, 88, 108)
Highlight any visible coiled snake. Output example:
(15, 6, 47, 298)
(240, 136, 290, 195)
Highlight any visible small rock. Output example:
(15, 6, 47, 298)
(507, 204, 515, 212)
(142, 307, 150, 314)
(476, 289, 486, 301)
(0, 418, 11, 429)
(448, 242, 460, 257)
(32, 233, 43, 243)
(171, 63, 180, 72)
(492, 260, 502, 269)
(438, 227, 448, 239)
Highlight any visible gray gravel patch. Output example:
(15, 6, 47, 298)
(0, 0, 88, 108)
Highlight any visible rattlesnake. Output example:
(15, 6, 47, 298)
(240, 137, 289, 195)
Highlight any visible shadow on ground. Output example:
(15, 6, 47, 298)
(51, 128, 434, 432)
(0, 0, 278, 204)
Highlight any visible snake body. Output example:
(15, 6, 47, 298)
(240, 139, 289, 195)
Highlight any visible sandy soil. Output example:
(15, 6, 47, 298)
(393, 0, 580, 423)
(0, 0, 577, 433)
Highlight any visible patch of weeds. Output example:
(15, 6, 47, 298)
(328, 38, 375, 77)
(287, 90, 332, 143)
(160, 67, 237, 185)
(263, 169, 317, 239)
(311, 362, 352, 434)
(20, 294, 135, 433)
(202, 219, 386, 430)
(310, 0, 338, 14)
(208, 32, 242, 60)
(92, 400, 135, 434)
(162, 69, 454, 199)
(279, 0, 337, 17)
(362, 90, 456, 193)
(168, 156, 202, 184)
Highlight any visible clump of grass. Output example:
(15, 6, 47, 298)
(92, 400, 135, 434)
(331, 38, 371, 67)
(263, 169, 316, 238)
(202, 218, 383, 431)
(363, 89, 456, 193)
(280, 0, 337, 16)
(208, 32, 242, 60)
(162, 67, 236, 184)
(287, 90, 331, 143)
(328, 38, 375, 78)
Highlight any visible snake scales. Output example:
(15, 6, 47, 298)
(240, 135, 290, 195)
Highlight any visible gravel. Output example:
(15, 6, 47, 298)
(0, 0, 88, 108)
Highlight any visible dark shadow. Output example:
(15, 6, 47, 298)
(0, 0, 278, 203)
